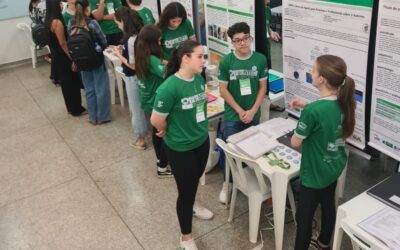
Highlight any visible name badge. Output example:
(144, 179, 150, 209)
(239, 78, 252, 96)
(196, 103, 206, 123)
(106, 3, 115, 14)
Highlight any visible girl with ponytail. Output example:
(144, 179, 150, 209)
(135, 25, 172, 177)
(70, 0, 111, 124)
(290, 54, 355, 250)
(151, 40, 213, 250)
(113, 7, 149, 149)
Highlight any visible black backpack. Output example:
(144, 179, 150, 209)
(67, 26, 103, 71)
(31, 23, 49, 48)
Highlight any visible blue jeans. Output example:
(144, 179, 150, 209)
(125, 75, 150, 138)
(223, 120, 259, 141)
(80, 62, 111, 122)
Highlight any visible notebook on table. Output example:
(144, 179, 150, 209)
(367, 173, 400, 211)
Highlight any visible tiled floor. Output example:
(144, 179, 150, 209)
(0, 61, 397, 250)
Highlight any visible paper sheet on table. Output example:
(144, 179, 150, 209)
(358, 207, 400, 250)
(256, 118, 298, 139)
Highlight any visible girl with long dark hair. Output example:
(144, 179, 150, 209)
(151, 40, 214, 250)
(45, 0, 86, 116)
(135, 25, 171, 177)
(113, 7, 149, 149)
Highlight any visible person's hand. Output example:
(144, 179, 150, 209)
(237, 109, 246, 122)
(270, 31, 281, 42)
(156, 130, 166, 138)
(71, 62, 78, 72)
(290, 99, 307, 110)
(242, 110, 255, 124)
(112, 46, 122, 56)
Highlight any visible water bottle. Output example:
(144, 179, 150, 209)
(95, 42, 101, 53)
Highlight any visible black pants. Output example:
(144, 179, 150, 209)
(164, 137, 210, 234)
(152, 127, 168, 168)
(294, 181, 337, 250)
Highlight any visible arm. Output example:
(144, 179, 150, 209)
(92, 0, 105, 20)
(113, 46, 136, 70)
(242, 79, 267, 124)
(291, 134, 303, 148)
(269, 29, 281, 42)
(151, 113, 168, 137)
(51, 19, 71, 60)
(219, 83, 245, 119)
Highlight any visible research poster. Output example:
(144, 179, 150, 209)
(369, 0, 400, 161)
(160, 0, 194, 25)
(204, 0, 255, 65)
(282, 0, 373, 149)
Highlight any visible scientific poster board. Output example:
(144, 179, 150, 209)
(204, 0, 255, 65)
(159, 0, 194, 25)
(282, 0, 373, 149)
(0, 0, 30, 20)
(368, 0, 400, 161)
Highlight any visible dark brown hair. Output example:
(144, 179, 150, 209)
(114, 6, 143, 43)
(316, 54, 356, 139)
(135, 25, 162, 80)
(165, 40, 201, 79)
(157, 2, 187, 30)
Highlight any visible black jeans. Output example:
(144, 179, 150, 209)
(294, 181, 337, 250)
(164, 137, 210, 234)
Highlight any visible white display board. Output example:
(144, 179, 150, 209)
(0, 0, 30, 20)
(204, 0, 255, 65)
(282, 0, 373, 150)
(146, 0, 160, 22)
(159, 0, 194, 25)
(368, 0, 400, 161)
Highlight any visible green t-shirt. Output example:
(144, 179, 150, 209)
(153, 74, 208, 152)
(295, 97, 347, 189)
(62, 10, 74, 27)
(137, 7, 155, 25)
(137, 55, 166, 114)
(161, 19, 195, 60)
(218, 51, 268, 122)
(90, 0, 122, 35)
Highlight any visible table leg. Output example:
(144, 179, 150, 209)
(271, 173, 288, 250)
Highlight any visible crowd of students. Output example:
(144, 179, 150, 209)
(28, 0, 356, 249)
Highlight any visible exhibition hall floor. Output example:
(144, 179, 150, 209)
(0, 57, 397, 249)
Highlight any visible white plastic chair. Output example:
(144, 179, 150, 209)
(216, 138, 272, 243)
(16, 23, 50, 69)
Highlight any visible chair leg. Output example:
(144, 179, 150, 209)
(228, 187, 237, 222)
(116, 74, 124, 107)
(31, 47, 37, 69)
(248, 196, 263, 243)
(287, 183, 297, 226)
(109, 73, 116, 104)
(224, 162, 231, 208)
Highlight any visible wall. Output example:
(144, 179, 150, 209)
(0, 16, 32, 66)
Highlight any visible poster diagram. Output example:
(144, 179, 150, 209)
(282, 0, 373, 149)
(369, 0, 400, 161)
(204, 0, 255, 65)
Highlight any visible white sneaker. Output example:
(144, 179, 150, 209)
(180, 237, 198, 250)
(193, 205, 214, 220)
(218, 182, 232, 203)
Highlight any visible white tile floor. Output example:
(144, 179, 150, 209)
(0, 61, 397, 249)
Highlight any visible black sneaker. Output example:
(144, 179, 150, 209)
(310, 238, 330, 250)
(157, 167, 173, 178)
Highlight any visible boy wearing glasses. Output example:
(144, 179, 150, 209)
(218, 22, 268, 203)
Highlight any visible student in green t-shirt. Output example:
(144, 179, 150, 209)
(151, 40, 213, 250)
(62, 0, 76, 26)
(127, 0, 155, 25)
(135, 25, 172, 178)
(218, 22, 268, 203)
(290, 55, 356, 250)
(90, 0, 123, 45)
(158, 2, 196, 60)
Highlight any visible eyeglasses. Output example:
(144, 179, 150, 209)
(231, 35, 253, 45)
